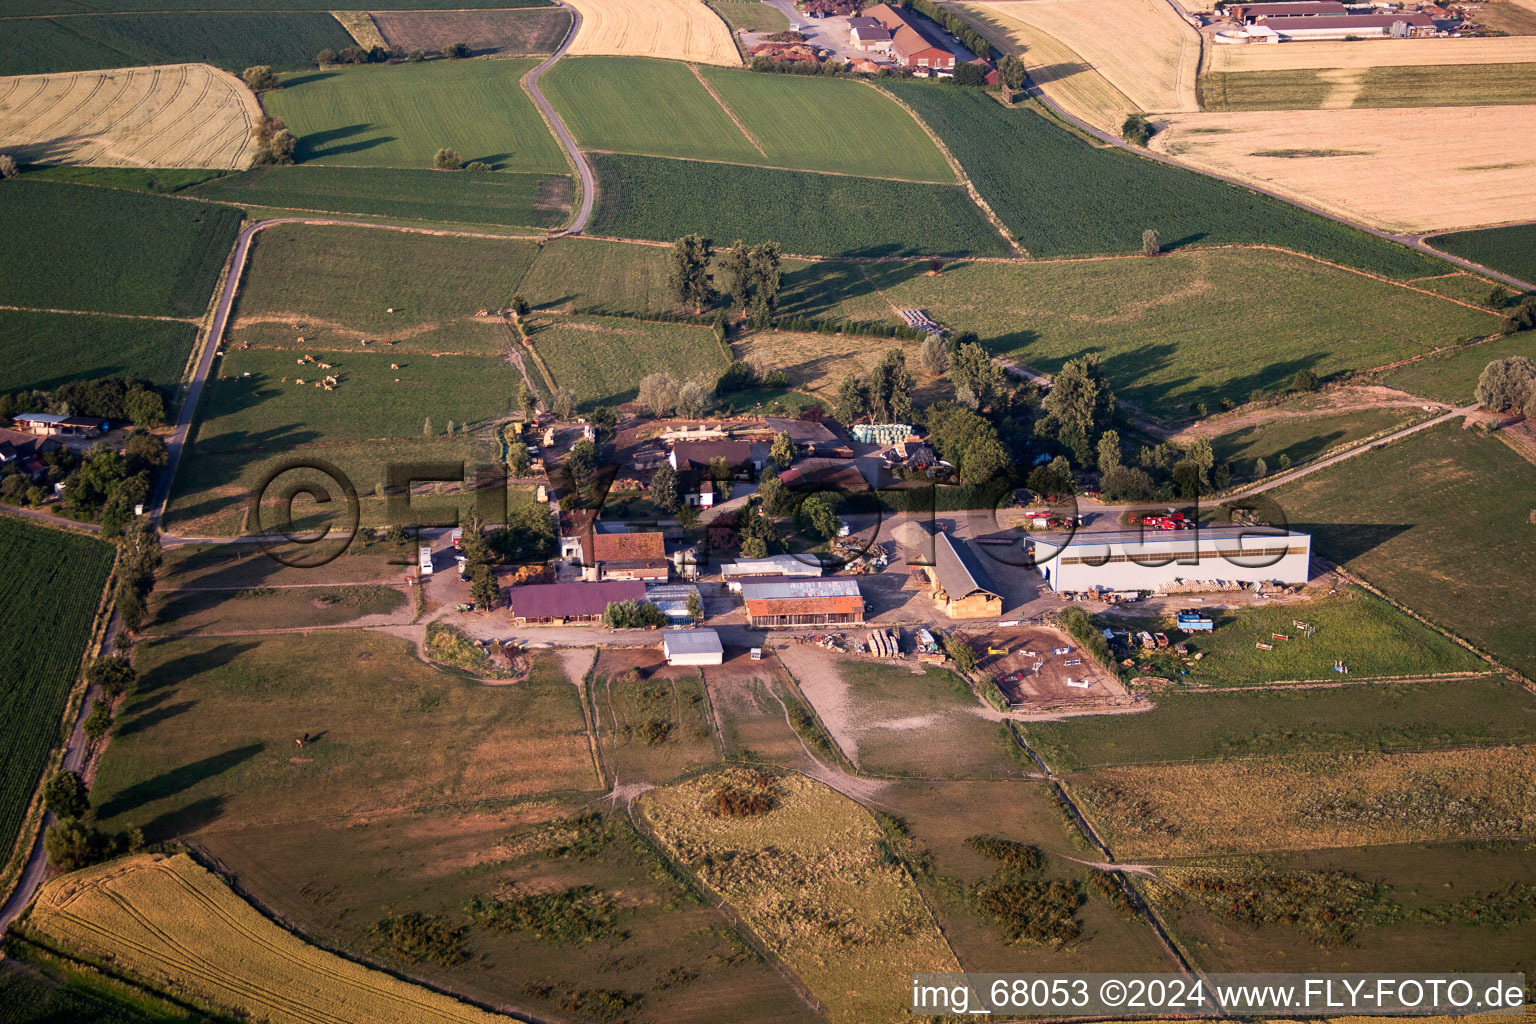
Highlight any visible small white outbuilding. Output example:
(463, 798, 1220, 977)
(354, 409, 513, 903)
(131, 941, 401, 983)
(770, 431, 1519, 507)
(662, 628, 724, 666)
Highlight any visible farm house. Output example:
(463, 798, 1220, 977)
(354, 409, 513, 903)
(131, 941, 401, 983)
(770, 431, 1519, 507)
(740, 576, 864, 628)
(579, 530, 669, 582)
(918, 531, 1005, 619)
(662, 628, 724, 666)
(1031, 526, 1313, 596)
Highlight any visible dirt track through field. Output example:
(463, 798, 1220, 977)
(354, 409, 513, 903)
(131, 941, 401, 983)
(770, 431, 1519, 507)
(0, 64, 258, 169)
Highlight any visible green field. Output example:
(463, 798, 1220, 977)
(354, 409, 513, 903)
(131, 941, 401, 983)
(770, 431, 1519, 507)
(187, 165, 572, 230)
(5, 0, 548, 12)
(882, 82, 1445, 275)
(0, 519, 113, 864)
(0, 958, 205, 1024)
(23, 164, 229, 194)
(1382, 334, 1536, 405)
(1105, 588, 1483, 686)
(591, 653, 719, 784)
(1149, 842, 1536, 975)
(531, 315, 729, 410)
(860, 246, 1494, 416)
(1023, 675, 1536, 772)
(590, 153, 1009, 257)
(1207, 406, 1423, 473)
(1200, 64, 1536, 111)
(229, 222, 541, 355)
(88, 631, 812, 1024)
(0, 180, 241, 318)
(264, 60, 566, 174)
(1273, 423, 1536, 678)
(0, 310, 197, 394)
(0, 11, 353, 76)
(544, 56, 954, 182)
(707, 0, 789, 32)
(1428, 223, 1536, 285)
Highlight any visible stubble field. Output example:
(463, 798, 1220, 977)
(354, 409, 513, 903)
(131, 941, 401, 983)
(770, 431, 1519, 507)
(562, 0, 739, 65)
(0, 63, 258, 168)
(1151, 105, 1536, 233)
(370, 8, 573, 56)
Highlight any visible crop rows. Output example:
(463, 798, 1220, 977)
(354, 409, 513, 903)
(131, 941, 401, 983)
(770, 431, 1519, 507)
(0, 181, 241, 318)
(883, 81, 1443, 276)
(0, 310, 198, 395)
(1429, 223, 1536, 286)
(589, 153, 1010, 257)
(0, 12, 354, 76)
(0, 520, 113, 861)
(27, 853, 510, 1024)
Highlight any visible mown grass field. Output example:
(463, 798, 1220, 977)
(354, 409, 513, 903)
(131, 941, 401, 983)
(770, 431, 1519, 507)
(707, 0, 788, 32)
(882, 82, 1444, 275)
(265, 60, 567, 174)
(146, 584, 406, 636)
(640, 769, 960, 1024)
(25, 853, 511, 1024)
(1200, 63, 1536, 112)
(0, 310, 197, 394)
(1107, 587, 1484, 686)
(861, 247, 1494, 416)
(1429, 223, 1536, 285)
(0, 180, 241, 317)
(89, 633, 811, 1024)
(590, 153, 1009, 257)
(229, 222, 540, 355)
(1148, 841, 1536, 975)
(1023, 675, 1536, 772)
(1383, 334, 1536, 404)
(1272, 423, 1536, 678)
(1071, 745, 1536, 857)
(831, 661, 1027, 779)
(544, 56, 954, 181)
(0, 11, 353, 76)
(0, 519, 113, 864)
(530, 314, 729, 410)
(1205, 406, 1422, 473)
(188, 165, 573, 230)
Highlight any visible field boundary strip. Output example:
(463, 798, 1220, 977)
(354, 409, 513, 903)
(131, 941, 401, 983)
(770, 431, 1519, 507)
(0, 304, 199, 323)
(577, 146, 972, 187)
(866, 80, 1022, 255)
(688, 62, 766, 157)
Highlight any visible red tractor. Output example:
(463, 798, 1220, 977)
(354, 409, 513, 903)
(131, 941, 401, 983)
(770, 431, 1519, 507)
(1134, 509, 1190, 531)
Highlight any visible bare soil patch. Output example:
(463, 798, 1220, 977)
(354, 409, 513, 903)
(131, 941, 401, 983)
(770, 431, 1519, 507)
(370, 8, 574, 56)
(965, 624, 1126, 707)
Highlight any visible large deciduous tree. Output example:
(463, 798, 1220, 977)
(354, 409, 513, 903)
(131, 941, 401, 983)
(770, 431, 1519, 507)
(669, 234, 717, 313)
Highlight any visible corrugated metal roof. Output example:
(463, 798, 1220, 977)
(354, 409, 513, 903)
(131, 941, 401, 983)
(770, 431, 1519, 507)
(508, 580, 646, 618)
(1038, 526, 1309, 548)
(1263, 12, 1432, 28)
(722, 555, 823, 578)
(746, 596, 864, 616)
(932, 531, 1002, 600)
(738, 576, 861, 601)
(663, 629, 723, 656)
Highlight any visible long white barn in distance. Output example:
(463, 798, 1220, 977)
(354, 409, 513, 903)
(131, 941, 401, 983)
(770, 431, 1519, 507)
(1030, 525, 1312, 595)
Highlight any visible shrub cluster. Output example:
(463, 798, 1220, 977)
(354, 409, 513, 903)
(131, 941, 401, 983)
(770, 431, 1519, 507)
(467, 886, 619, 943)
(1173, 868, 1395, 946)
(711, 770, 781, 818)
(370, 911, 470, 966)
(963, 834, 1044, 873)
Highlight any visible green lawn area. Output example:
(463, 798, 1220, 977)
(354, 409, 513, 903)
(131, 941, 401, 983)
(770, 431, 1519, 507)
(1382, 334, 1536, 405)
(1272, 422, 1536, 678)
(883, 81, 1445, 275)
(590, 153, 1009, 257)
(833, 662, 1029, 779)
(707, 0, 789, 32)
(1107, 587, 1483, 686)
(515, 237, 679, 314)
(530, 314, 729, 411)
(265, 59, 567, 174)
(229, 222, 541, 355)
(0, 520, 114, 866)
(187, 165, 573, 230)
(0, 310, 197, 394)
(1428, 223, 1536, 286)
(1207, 406, 1423, 476)
(1200, 63, 1536, 111)
(0, 180, 241, 318)
(0, 11, 353, 76)
(1022, 675, 1536, 772)
(862, 246, 1494, 417)
(543, 56, 954, 182)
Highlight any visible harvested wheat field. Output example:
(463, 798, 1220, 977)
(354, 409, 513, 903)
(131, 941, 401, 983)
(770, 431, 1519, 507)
(639, 768, 960, 1024)
(1208, 35, 1536, 73)
(565, 0, 739, 65)
(28, 853, 507, 1024)
(968, 0, 1199, 115)
(1152, 105, 1536, 233)
(0, 64, 258, 168)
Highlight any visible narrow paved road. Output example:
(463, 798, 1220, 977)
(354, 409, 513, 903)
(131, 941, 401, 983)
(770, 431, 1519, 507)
(526, 1, 595, 235)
